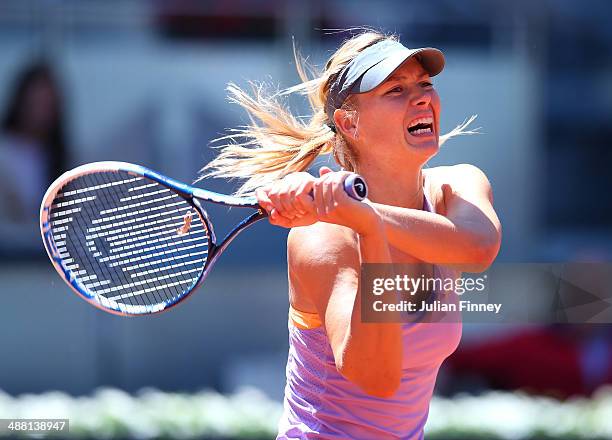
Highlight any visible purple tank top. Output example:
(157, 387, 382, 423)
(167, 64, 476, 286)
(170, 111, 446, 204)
(277, 191, 463, 439)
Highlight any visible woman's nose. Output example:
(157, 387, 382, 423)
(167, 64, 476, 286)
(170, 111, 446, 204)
(410, 89, 431, 107)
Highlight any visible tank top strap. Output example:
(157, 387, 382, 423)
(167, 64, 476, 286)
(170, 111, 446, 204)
(422, 182, 434, 213)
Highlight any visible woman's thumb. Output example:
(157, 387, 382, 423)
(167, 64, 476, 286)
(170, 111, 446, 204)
(319, 166, 333, 177)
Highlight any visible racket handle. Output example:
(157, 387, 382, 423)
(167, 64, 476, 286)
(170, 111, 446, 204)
(343, 174, 368, 201)
(304, 174, 368, 201)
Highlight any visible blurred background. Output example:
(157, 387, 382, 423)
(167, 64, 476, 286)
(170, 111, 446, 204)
(1, 0, 611, 438)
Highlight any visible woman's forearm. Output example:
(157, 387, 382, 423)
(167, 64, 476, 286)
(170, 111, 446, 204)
(371, 202, 500, 272)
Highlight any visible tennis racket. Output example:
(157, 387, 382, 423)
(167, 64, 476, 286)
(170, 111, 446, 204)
(40, 161, 368, 316)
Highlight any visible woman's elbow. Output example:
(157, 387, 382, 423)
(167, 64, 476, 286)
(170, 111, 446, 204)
(469, 228, 501, 272)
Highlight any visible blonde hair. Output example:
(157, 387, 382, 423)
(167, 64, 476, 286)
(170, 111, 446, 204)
(199, 30, 478, 195)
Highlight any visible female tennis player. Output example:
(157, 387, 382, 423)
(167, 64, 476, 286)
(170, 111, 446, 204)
(203, 30, 501, 439)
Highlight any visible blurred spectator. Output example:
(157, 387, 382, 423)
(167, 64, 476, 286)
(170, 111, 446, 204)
(0, 60, 68, 224)
(446, 325, 612, 400)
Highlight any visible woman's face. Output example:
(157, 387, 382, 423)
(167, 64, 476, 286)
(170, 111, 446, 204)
(347, 57, 441, 168)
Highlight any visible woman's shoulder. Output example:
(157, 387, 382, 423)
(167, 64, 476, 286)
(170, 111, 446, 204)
(288, 222, 358, 268)
(287, 223, 360, 312)
(425, 163, 489, 184)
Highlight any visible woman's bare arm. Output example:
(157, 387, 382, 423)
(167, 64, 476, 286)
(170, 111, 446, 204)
(258, 165, 501, 272)
(288, 222, 402, 398)
(370, 164, 501, 272)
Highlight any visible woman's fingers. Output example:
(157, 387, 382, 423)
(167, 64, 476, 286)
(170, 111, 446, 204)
(260, 172, 318, 221)
(268, 208, 293, 227)
(294, 192, 315, 214)
(261, 170, 361, 227)
(268, 182, 302, 219)
(264, 170, 374, 232)
(294, 180, 315, 214)
(268, 207, 318, 229)
(312, 179, 326, 218)
(289, 175, 315, 216)
(255, 187, 274, 213)
(274, 188, 298, 219)
(309, 171, 365, 228)
(321, 179, 335, 217)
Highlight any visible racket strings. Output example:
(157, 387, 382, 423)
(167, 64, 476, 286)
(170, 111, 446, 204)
(77, 172, 139, 309)
(70, 172, 199, 309)
(64, 173, 127, 307)
(89, 171, 144, 310)
(93, 171, 204, 308)
(49, 171, 209, 313)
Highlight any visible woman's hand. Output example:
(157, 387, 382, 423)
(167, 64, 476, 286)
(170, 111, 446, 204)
(311, 167, 379, 235)
(256, 167, 379, 234)
(255, 171, 318, 227)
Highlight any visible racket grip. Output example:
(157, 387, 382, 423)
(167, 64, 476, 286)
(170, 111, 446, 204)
(343, 174, 368, 201)
(305, 174, 368, 201)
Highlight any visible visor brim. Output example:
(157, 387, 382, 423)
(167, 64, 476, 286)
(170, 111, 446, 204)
(355, 47, 445, 93)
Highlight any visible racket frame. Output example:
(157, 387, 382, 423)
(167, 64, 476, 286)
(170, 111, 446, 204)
(40, 161, 266, 316)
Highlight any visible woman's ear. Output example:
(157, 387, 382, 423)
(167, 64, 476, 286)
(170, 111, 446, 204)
(333, 108, 358, 140)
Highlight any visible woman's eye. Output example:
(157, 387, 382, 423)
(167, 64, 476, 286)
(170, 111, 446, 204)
(386, 86, 402, 94)
(421, 81, 433, 88)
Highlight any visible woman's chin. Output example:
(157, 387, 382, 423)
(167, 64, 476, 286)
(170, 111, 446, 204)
(406, 137, 439, 156)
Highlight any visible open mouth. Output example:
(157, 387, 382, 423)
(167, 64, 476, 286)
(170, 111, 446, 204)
(407, 116, 434, 137)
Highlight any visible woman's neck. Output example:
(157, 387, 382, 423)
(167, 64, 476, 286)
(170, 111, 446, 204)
(356, 162, 425, 209)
